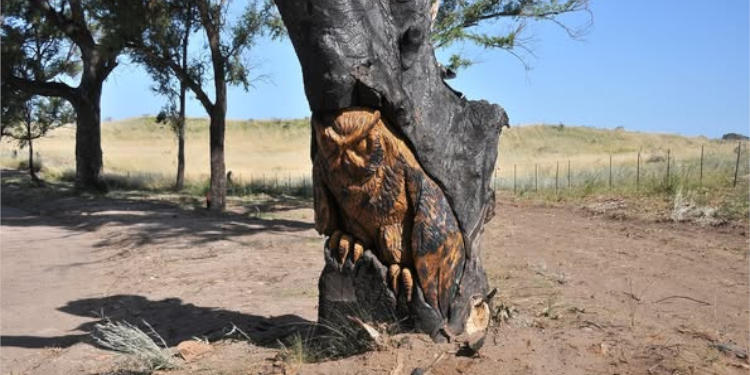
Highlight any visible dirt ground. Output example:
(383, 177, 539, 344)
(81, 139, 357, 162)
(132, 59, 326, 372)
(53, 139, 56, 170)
(1, 176, 748, 374)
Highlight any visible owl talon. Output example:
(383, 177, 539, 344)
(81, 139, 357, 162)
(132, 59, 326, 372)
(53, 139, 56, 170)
(338, 234, 352, 267)
(388, 264, 401, 296)
(328, 231, 343, 252)
(352, 241, 364, 263)
(401, 267, 414, 302)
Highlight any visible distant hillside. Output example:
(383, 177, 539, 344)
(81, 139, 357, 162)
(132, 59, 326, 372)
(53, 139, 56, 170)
(1, 117, 744, 184)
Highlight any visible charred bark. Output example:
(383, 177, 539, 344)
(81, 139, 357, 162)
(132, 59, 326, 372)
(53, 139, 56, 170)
(276, 0, 508, 347)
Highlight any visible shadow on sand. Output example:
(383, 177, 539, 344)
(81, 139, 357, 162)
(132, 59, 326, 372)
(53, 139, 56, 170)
(1, 169, 316, 248)
(1, 294, 311, 349)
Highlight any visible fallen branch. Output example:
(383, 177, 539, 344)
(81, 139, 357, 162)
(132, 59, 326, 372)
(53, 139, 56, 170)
(653, 295, 711, 306)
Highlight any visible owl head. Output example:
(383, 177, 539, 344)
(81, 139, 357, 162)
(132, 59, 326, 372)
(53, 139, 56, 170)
(313, 108, 384, 179)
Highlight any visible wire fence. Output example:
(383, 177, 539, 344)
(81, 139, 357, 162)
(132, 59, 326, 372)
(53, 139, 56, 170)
(492, 142, 747, 195)
(219, 142, 747, 198)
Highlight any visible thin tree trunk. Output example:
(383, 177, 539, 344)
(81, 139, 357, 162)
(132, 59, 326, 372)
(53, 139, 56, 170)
(175, 12, 190, 191)
(176, 82, 186, 190)
(27, 128, 38, 184)
(208, 106, 226, 210)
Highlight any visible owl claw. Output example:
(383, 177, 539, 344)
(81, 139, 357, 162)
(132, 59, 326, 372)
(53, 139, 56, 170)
(337, 234, 352, 268)
(388, 264, 401, 296)
(328, 231, 343, 252)
(401, 267, 414, 302)
(352, 241, 364, 263)
(327, 231, 366, 269)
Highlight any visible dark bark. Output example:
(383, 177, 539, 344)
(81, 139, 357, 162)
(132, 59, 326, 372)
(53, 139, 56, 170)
(276, 0, 507, 344)
(208, 106, 226, 210)
(73, 79, 105, 192)
(27, 127, 38, 184)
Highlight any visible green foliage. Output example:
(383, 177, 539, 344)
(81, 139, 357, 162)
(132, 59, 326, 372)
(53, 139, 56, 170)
(1, 0, 142, 98)
(124, 0, 282, 111)
(432, 0, 591, 70)
(1, 96, 74, 147)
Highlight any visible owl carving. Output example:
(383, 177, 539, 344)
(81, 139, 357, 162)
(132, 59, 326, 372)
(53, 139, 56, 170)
(312, 107, 465, 321)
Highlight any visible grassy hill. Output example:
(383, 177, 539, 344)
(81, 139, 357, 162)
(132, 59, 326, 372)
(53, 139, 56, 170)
(1, 117, 746, 200)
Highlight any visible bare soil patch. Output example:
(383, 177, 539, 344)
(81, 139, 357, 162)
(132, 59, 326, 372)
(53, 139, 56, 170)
(1, 177, 747, 374)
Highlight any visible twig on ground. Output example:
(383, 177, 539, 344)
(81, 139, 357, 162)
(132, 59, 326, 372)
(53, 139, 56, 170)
(622, 291, 641, 302)
(711, 342, 748, 360)
(653, 295, 711, 306)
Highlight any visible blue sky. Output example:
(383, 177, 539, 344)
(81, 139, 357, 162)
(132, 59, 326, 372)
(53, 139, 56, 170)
(101, 1, 749, 138)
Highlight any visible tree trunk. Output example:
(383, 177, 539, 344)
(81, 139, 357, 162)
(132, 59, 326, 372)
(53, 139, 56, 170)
(175, 18, 189, 191)
(201, 3, 227, 212)
(27, 132, 38, 184)
(176, 82, 186, 190)
(276, 0, 507, 347)
(74, 88, 105, 192)
(208, 106, 226, 211)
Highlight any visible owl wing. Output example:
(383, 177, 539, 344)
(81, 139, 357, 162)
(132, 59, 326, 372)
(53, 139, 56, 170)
(313, 156, 339, 236)
(407, 168, 466, 318)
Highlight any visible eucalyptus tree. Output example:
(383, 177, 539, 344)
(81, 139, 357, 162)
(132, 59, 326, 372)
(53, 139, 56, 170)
(1, 96, 74, 184)
(125, 0, 283, 210)
(1, 0, 140, 191)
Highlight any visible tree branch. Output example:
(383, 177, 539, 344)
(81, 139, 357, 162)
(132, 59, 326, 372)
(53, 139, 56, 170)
(127, 42, 214, 113)
(5, 75, 78, 104)
(34, 0, 95, 51)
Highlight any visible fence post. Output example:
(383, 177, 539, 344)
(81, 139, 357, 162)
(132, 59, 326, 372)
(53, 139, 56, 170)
(535, 163, 538, 192)
(636, 152, 640, 191)
(555, 161, 559, 195)
(666, 149, 671, 185)
(567, 160, 571, 189)
(513, 164, 517, 194)
(734, 141, 741, 187)
(699, 145, 704, 187)
(609, 153, 613, 189)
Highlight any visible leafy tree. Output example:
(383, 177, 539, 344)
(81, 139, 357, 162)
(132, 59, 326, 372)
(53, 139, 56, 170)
(124, 0, 282, 211)
(1, 0, 141, 191)
(431, 0, 591, 72)
(1, 96, 74, 184)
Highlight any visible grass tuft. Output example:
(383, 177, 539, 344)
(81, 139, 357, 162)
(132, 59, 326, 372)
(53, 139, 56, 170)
(92, 319, 180, 371)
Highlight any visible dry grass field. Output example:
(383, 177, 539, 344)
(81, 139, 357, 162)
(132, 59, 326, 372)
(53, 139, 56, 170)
(1, 117, 745, 184)
(1, 117, 747, 219)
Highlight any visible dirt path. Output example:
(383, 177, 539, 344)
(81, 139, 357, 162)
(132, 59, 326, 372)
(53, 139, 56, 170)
(0, 188, 747, 374)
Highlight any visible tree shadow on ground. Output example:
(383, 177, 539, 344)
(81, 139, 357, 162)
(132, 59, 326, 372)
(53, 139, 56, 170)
(0, 295, 311, 349)
(1, 169, 315, 247)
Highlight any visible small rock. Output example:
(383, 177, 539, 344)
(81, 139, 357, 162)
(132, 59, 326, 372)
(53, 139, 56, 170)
(177, 340, 213, 362)
(599, 342, 609, 355)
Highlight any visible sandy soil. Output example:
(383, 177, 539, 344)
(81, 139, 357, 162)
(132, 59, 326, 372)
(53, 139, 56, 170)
(1, 179, 748, 374)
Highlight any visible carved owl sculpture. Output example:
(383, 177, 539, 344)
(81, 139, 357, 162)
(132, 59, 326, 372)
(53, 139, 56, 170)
(311, 107, 465, 321)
